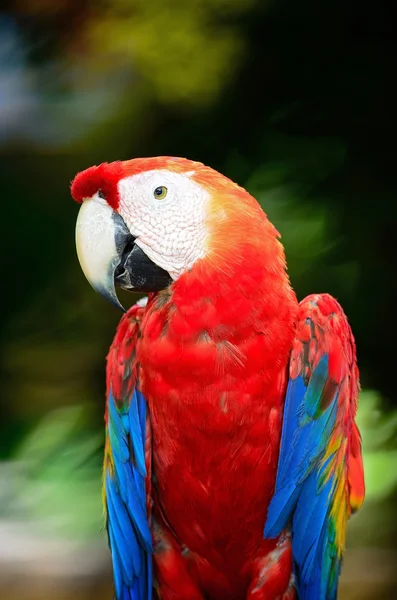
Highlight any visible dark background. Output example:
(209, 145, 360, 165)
(0, 1, 396, 598)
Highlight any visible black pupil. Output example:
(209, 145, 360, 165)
(155, 187, 163, 196)
(98, 189, 106, 199)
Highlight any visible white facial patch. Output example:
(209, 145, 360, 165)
(117, 170, 209, 279)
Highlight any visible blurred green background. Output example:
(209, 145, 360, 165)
(0, 0, 396, 598)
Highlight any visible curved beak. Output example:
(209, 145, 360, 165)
(75, 197, 172, 311)
(75, 197, 129, 311)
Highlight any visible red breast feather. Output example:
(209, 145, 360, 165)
(133, 169, 299, 594)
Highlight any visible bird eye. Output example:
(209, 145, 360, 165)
(153, 186, 167, 200)
(97, 189, 106, 200)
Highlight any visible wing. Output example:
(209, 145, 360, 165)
(104, 301, 153, 600)
(264, 294, 365, 600)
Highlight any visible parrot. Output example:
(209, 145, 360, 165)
(71, 156, 365, 600)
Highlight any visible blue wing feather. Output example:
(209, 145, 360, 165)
(128, 390, 147, 477)
(264, 359, 341, 600)
(106, 389, 152, 600)
(264, 295, 364, 600)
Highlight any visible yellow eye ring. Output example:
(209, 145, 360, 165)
(153, 186, 167, 200)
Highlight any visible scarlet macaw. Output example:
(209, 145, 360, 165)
(71, 157, 365, 600)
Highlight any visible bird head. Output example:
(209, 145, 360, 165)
(72, 156, 284, 310)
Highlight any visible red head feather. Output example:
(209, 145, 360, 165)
(71, 156, 287, 285)
(71, 162, 125, 210)
(71, 157, 205, 210)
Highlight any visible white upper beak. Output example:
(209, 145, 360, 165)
(75, 196, 125, 310)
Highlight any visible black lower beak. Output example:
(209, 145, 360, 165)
(115, 237, 172, 293)
(113, 213, 172, 294)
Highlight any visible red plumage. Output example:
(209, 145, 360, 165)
(71, 157, 210, 209)
(71, 162, 124, 209)
(106, 180, 298, 597)
(74, 157, 363, 599)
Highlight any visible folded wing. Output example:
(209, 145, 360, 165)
(104, 304, 153, 600)
(265, 294, 365, 600)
